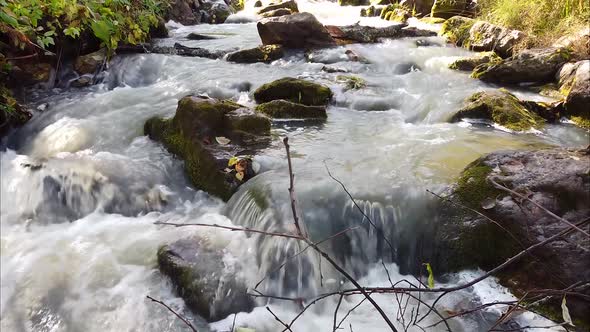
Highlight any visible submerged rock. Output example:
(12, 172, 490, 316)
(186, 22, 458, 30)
(256, 99, 327, 119)
(448, 51, 501, 71)
(471, 47, 571, 84)
(253, 77, 333, 106)
(433, 148, 590, 326)
(326, 23, 436, 44)
(226, 45, 284, 63)
(144, 96, 270, 200)
(158, 238, 255, 321)
(450, 90, 547, 131)
(558, 60, 590, 128)
(257, 12, 336, 49)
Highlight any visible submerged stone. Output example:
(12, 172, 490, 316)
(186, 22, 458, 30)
(255, 99, 327, 119)
(450, 90, 546, 131)
(253, 77, 333, 106)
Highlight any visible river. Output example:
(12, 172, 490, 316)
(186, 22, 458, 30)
(1, 1, 588, 331)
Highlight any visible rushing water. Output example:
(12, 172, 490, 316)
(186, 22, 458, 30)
(1, 1, 588, 331)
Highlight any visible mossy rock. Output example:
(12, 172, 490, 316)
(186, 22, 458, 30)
(336, 75, 367, 90)
(257, 0, 298, 14)
(562, 60, 590, 129)
(253, 77, 333, 106)
(440, 15, 474, 46)
(338, 0, 369, 5)
(226, 45, 284, 63)
(0, 86, 32, 138)
(448, 51, 501, 71)
(420, 16, 446, 24)
(430, 0, 468, 19)
(450, 90, 546, 131)
(255, 99, 327, 119)
(145, 96, 270, 201)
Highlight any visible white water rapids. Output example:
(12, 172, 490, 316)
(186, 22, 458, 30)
(1, 1, 588, 331)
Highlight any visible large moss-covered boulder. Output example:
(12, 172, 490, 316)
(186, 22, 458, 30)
(450, 90, 547, 131)
(558, 60, 590, 128)
(433, 148, 590, 327)
(226, 45, 284, 63)
(439, 15, 475, 46)
(430, 0, 469, 19)
(253, 77, 333, 106)
(255, 99, 327, 119)
(145, 96, 270, 201)
(257, 12, 336, 49)
(448, 51, 501, 71)
(158, 237, 255, 321)
(472, 47, 571, 84)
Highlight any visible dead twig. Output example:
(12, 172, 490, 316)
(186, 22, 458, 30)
(146, 295, 198, 332)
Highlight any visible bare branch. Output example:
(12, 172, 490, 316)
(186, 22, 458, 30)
(146, 295, 198, 332)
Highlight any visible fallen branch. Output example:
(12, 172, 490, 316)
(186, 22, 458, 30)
(146, 295, 198, 332)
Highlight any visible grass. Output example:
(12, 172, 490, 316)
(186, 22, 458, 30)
(476, 0, 589, 55)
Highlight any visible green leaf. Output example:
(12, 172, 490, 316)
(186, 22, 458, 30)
(91, 20, 113, 44)
(0, 11, 19, 28)
(423, 263, 434, 289)
(44, 30, 56, 37)
(561, 296, 575, 326)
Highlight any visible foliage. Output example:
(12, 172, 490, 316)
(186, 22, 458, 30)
(476, 0, 589, 47)
(0, 0, 170, 53)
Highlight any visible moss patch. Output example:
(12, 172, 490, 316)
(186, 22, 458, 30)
(440, 16, 475, 46)
(336, 75, 367, 90)
(255, 100, 327, 119)
(226, 45, 284, 63)
(449, 51, 501, 71)
(454, 162, 503, 210)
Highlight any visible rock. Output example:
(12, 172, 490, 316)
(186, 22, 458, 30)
(259, 8, 293, 18)
(0, 87, 31, 138)
(167, 0, 200, 25)
(336, 75, 367, 90)
(450, 90, 546, 131)
(226, 45, 284, 63)
(326, 23, 436, 44)
(10, 62, 53, 86)
(468, 21, 526, 58)
(201, 0, 235, 23)
(440, 15, 475, 46)
(117, 42, 230, 59)
(560, 60, 590, 128)
(471, 47, 571, 84)
(420, 16, 446, 24)
(394, 62, 421, 74)
(70, 75, 93, 87)
(144, 96, 270, 200)
(256, 99, 327, 119)
(553, 27, 590, 59)
(431, 0, 469, 19)
(158, 238, 255, 321)
(74, 49, 106, 75)
(361, 5, 381, 17)
(254, 0, 263, 7)
(321, 66, 348, 73)
(166, 0, 236, 24)
(433, 148, 590, 326)
(400, 0, 435, 16)
(257, 13, 336, 49)
(382, 7, 411, 23)
(253, 77, 333, 106)
(150, 18, 169, 38)
(257, 0, 298, 14)
(448, 51, 501, 71)
(186, 33, 217, 40)
(338, 0, 369, 6)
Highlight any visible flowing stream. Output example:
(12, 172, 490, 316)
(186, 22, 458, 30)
(1, 1, 588, 331)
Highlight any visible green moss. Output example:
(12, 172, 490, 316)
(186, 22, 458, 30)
(570, 115, 590, 129)
(454, 163, 503, 210)
(255, 100, 327, 119)
(253, 77, 333, 106)
(336, 75, 367, 90)
(431, 0, 468, 19)
(226, 45, 284, 63)
(440, 16, 475, 46)
(420, 16, 447, 24)
(448, 51, 501, 71)
(226, 114, 271, 134)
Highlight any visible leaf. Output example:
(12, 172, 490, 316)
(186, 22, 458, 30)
(561, 296, 575, 326)
(423, 263, 434, 289)
(236, 171, 244, 181)
(44, 30, 55, 37)
(0, 11, 18, 28)
(91, 20, 112, 44)
(216, 136, 231, 145)
(228, 156, 239, 167)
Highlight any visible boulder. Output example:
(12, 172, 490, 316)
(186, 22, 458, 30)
(254, 0, 263, 7)
(450, 90, 547, 131)
(471, 47, 571, 84)
(167, 0, 200, 25)
(361, 5, 383, 17)
(253, 77, 333, 106)
(166, 0, 235, 24)
(430, 0, 469, 19)
(226, 45, 284, 63)
(257, 13, 336, 49)
(255, 100, 327, 118)
(158, 238, 255, 321)
(468, 21, 526, 58)
(338, 0, 369, 5)
(257, 0, 298, 14)
(553, 27, 590, 60)
(186, 33, 217, 40)
(259, 8, 293, 18)
(439, 16, 475, 46)
(433, 148, 590, 326)
(326, 23, 436, 44)
(144, 96, 270, 201)
(448, 51, 501, 71)
(150, 18, 169, 38)
(399, 0, 434, 16)
(381, 7, 411, 23)
(560, 60, 590, 128)
(74, 49, 107, 75)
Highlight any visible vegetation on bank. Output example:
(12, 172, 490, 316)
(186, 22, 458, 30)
(0, 0, 170, 53)
(476, 0, 589, 49)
